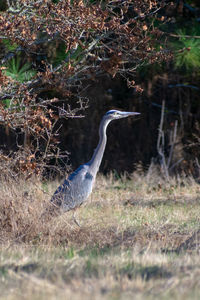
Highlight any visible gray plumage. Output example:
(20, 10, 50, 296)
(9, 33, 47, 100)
(51, 110, 140, 212)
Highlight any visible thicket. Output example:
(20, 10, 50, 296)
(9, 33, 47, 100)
(0, 0, 170, 177)
(0, 0, 200, 178)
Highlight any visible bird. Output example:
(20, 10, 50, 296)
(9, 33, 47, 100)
(50, 110, 140, 218)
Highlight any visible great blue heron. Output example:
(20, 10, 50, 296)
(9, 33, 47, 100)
(50, 110, 140, 217)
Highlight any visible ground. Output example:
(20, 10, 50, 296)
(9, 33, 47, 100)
(0, 172, 200, 299)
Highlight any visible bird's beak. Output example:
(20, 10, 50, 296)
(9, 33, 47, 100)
(120, 111, 141, 117)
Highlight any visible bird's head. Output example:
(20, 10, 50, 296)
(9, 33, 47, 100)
(104, 110, 140, 120)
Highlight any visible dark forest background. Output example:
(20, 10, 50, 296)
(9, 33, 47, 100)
(0, 0, 200, 179)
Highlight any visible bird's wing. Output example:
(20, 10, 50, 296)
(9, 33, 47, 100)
(51, 164, 90, 203)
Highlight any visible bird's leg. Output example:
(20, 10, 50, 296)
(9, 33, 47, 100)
(72, 209, 81, 227)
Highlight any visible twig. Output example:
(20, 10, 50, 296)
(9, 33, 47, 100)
(157, 100, 169, 180)
(167, 120, 178, 169)
(43, 119, 58, 160)
(168, 84, 199, 90)
(169, 34, 200, 39)
(169, 158, 184, 172)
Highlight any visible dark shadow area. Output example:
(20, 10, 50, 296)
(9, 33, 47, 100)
(120, 264, 172, 281)
(0, 262, 39, 275)
(136, 265, 172, 281)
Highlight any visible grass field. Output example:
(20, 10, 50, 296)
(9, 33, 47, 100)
(0, 172, 200, 299)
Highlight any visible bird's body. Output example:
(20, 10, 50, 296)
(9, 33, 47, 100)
(51, 164, 94, 211)
(51, 110, 140, 213)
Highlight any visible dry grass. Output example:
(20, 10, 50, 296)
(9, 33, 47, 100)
(0, 171, 200, 299)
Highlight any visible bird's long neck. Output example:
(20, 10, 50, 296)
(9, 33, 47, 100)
(88, 117, 110, 177)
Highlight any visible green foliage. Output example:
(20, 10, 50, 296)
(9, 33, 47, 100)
(0, 266, 8, 278)
(70, 45, 85, 63)
(52, 41, 85, 68)
(173, 27, 200, 71)
(64, 247, 75, 259)
(85, 259, 99, 277)
(4, 55, 36, 82)
(53, 42, 68, 66)
(2, 99, 11, 109)
(2, 55, 36, 109)
(79, 245, 111, 258)
(2, 39, 18, 51)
